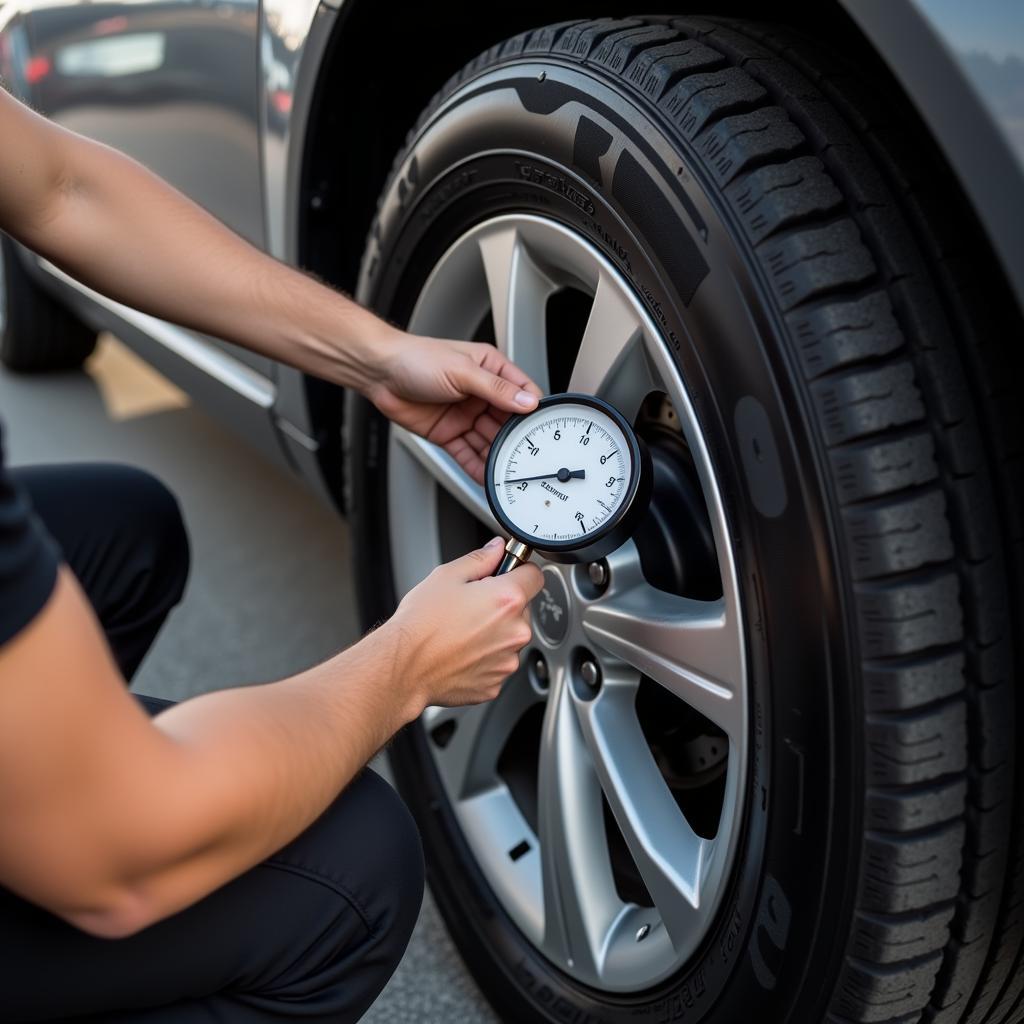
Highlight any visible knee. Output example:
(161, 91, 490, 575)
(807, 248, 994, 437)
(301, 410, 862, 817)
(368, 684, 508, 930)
(358, 771, 425, 954)
(342, 772, 424, 1005)
(244, 774, 424, 1021)
(336, 769, 425, 954)
(117, 467, 190, 604)
(273, 768, 425, 974)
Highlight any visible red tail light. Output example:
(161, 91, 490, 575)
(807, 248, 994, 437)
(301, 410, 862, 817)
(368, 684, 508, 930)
(24, 55, 51, 84)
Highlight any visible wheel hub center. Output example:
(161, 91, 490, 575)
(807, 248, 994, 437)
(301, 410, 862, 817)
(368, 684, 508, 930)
(532, 567, 571, 645)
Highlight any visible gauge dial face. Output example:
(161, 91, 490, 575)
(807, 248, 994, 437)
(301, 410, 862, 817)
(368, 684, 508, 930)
(488, 400, 635, 547)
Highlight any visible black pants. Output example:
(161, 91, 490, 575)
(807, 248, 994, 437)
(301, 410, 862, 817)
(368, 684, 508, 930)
(0, 464, 424, 1022)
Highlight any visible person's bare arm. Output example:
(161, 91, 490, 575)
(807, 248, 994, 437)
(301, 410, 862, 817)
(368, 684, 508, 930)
(0, 87, 540, 480)
(0, 544, 541, 939)
(0, 87, 383, 387)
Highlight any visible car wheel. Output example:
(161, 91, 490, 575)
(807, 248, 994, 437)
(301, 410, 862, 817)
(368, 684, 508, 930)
(0, 235, 97, 372)
(346, 17, 1023, 1024)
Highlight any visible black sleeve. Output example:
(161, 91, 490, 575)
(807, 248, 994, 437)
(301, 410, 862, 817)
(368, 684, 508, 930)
(0, 423, 59, 646)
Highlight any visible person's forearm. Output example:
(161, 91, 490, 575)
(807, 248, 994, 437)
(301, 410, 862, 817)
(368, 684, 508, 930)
(16, 128, 390, 391)
(70, 627, 421, 938)
(0, 540, 535, 937)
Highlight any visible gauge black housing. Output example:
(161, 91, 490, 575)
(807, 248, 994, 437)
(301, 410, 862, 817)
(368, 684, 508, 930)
(484, 393, 652, 565)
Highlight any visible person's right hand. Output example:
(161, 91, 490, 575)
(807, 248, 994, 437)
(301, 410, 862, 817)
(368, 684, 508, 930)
(366, 333, 542, 485)
(387, 537, 544, 715)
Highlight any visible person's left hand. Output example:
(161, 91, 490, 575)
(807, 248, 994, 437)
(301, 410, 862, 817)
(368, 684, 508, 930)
(368, 334, 542, 483)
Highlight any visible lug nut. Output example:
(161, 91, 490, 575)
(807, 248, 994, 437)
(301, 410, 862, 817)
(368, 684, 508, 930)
(587, 561, 609, 590)
(530, 651, 549, 691)
(580, 659, 601, 688)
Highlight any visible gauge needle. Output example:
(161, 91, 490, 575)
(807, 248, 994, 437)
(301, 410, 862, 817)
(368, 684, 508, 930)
(505, 468, 586, 484)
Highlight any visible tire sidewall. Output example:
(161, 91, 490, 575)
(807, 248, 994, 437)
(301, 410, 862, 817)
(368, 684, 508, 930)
(351, 60, 858, 1023)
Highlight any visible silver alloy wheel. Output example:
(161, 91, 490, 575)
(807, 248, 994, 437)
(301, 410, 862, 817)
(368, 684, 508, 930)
(387, 214, 747, 992)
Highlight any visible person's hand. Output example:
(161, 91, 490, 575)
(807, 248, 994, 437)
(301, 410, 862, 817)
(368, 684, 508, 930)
(386, 538, 544, 716)
(367, 332, 543, 484)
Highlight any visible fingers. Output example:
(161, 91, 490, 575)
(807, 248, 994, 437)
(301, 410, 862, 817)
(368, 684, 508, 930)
(455, 363, 538, 415)
(462, 427, 490, 453)
(446, 536, 507, 581)
(506, 561, 544, 603)
(521, 606, 534, 642)
(473, 412, 504, 444)
(475, 344, 544, 397)
(444, 436, 486, 485)
(440, 539, 542, 613)
(458, 415, 500, 457)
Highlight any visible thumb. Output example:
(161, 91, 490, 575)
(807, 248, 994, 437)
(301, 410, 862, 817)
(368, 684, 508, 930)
(446, 536, 507, 581)
(456, 364, 538, 413)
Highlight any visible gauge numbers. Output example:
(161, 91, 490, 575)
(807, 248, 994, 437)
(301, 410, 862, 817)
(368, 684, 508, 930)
(490, 402, 632, 544)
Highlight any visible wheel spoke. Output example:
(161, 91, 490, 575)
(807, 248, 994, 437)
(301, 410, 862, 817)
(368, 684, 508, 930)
(391, 425, 495, 529)
(426, 668, 543, 801)
(567, 271, 656, 421)
(478, 226, 556, 396)
(537, 672, 623, 976)
(582, 584, 743, 741)
(575, 682, 708, 953)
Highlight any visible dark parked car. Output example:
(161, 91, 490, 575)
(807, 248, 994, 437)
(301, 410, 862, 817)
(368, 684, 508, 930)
(2, 3, 1023, 1022)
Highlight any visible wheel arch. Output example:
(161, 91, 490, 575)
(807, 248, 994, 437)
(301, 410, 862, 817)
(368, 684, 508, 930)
(838, 0, 1024, 314)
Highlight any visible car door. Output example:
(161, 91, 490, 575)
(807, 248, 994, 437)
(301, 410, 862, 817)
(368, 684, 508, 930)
(21, 0, 272, 378)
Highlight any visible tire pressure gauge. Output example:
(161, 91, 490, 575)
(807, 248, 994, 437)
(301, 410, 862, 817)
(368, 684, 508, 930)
(485, 393, 652, 574)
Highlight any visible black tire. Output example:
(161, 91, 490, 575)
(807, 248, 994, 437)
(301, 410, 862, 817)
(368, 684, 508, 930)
(346, 16, 1023, 1024)
(0, 235, 98, 372)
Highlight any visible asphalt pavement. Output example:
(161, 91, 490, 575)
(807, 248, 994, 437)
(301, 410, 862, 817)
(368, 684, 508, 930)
(0, 334, 499, 1023)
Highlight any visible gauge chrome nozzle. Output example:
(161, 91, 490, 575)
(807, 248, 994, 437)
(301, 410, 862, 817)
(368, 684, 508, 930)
(495, 538, 532, 576)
